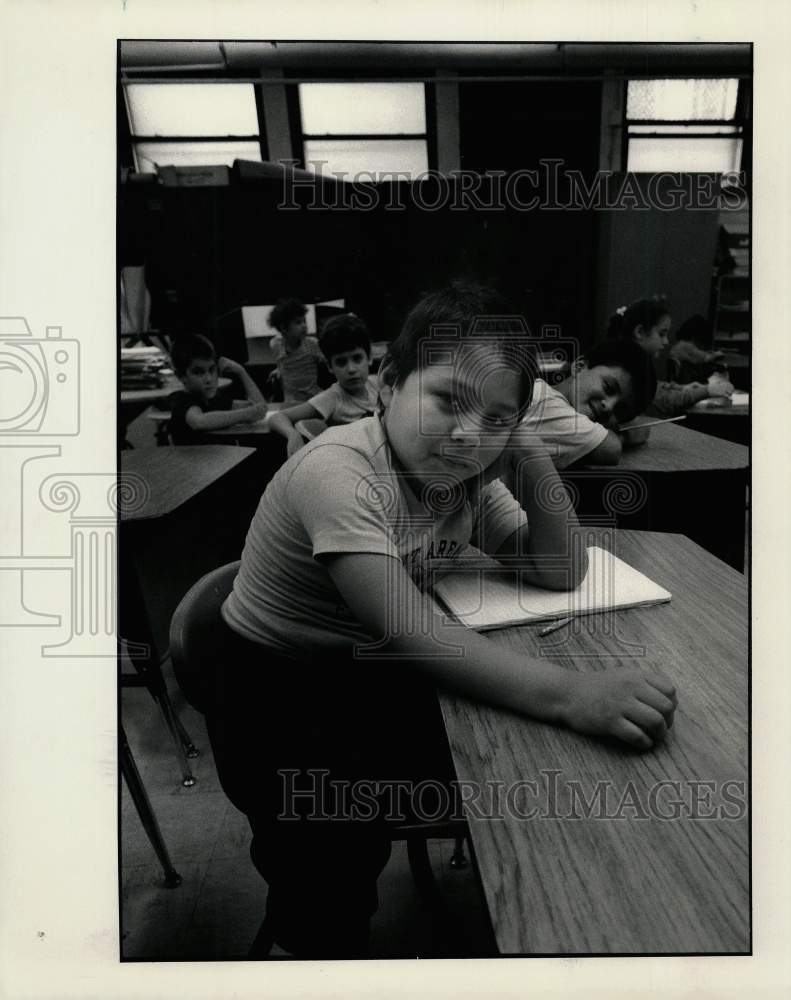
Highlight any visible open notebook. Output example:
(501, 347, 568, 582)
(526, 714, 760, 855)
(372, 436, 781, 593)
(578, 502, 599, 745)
(433, 546, 671, 631)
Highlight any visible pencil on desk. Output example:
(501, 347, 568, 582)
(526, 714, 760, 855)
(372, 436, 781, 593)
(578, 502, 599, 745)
(538, 616, 573, 636)
(619, 415, 687, 432)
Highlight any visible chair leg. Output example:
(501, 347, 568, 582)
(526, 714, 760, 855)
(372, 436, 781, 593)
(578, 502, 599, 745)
(150, 688, 198, 787)
(449, 835, 468, 869)
(121, 727, 182, 888)
(406, 836, 444, 909)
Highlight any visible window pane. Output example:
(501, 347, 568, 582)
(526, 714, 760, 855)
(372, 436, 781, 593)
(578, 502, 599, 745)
(629, 124, 739, 135)
(299, 83, 426, 135)
(126, 83, 259, 136)
(627, 137, 742, 173)
(304, 139, 428, 178)
(626, 79, 739, 120)
(134, 141, 262, 173)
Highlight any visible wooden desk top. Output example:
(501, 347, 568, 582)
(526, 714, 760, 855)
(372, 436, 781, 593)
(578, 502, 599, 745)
(589, 422, 748, 473)
(120, 445, 255, 522)
(439, 530, 748, 954)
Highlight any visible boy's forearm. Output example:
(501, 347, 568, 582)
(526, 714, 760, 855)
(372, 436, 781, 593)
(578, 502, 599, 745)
(503, 450, 588, 589)
(189, 408, 248, 431)
(268, 411, 301, 441)
(374, 600, 576, 725)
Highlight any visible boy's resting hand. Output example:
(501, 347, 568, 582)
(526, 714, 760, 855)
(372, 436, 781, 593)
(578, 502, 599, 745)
(559, 667, 677, 751)
(706, 375, 735, 399)
(239, 401, 268, 423)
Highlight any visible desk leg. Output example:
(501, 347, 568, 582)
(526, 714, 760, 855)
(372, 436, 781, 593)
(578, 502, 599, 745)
(121, 726, 182, 889)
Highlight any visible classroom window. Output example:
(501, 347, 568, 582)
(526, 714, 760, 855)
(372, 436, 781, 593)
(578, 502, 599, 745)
(298, 82, 429, 178)
(124, 83, 263, 173)
(625, 78, 744, 173)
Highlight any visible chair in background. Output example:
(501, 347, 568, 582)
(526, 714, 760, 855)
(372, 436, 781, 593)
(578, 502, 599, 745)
(169, 562, 471, 954)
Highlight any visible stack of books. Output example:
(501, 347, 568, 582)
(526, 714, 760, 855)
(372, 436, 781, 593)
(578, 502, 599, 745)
(120, 346, 171, 390)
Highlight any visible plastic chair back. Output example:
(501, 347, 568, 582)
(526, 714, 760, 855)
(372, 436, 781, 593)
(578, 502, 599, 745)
(169, 561, 241, 713)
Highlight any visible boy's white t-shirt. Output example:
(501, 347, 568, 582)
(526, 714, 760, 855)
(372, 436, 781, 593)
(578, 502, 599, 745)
(308, 374, 380, 425)
(222, 415, 528, 657)
(521, 378, 608, 469)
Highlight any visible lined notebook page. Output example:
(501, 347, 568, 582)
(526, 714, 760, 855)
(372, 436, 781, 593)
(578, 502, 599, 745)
(433, 546, 671, 631)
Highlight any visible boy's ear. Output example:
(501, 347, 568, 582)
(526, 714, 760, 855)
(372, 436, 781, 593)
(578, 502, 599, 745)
(377, 363, 394, 407)
(570, 357, 587, 375)
(633, 323, 646, 341)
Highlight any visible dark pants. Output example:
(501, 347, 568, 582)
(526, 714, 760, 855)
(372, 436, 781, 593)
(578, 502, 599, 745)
(207, 621, 455, 958)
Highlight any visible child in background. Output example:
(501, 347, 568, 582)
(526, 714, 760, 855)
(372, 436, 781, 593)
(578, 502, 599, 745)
(521, 339, 657, 467)
(608, 297, 734, 418)
(268, 313, 379, 456)
(269, 298, 321, 402)
(668, 314, 726, 384)
(212, 282, 677, 958)
(168, 334, 267, 445)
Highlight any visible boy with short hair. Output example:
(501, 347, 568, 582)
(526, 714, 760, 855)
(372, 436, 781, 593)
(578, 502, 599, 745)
(522, 339, 657, 467)
(168, 334, 268, 445)
(269, 298, 321, 403)
(268, 313, 379, 456)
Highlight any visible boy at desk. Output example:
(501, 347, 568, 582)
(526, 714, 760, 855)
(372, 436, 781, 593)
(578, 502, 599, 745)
(268, 312, 379, 456)
(213, 282, 677, 959)
(522, 339, 657, 468)
(168, 334, 268, 445)
(269, 297, 322, 403)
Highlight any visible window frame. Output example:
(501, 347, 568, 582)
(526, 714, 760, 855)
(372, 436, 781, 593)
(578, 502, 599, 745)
(122, 79, 269, 173)
(287, 77, 435, 176)
(622, 77, 749, 175)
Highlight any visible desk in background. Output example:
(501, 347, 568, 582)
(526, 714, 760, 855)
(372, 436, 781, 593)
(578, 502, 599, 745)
(439, 529, 748, 954)
(120, 445, 260, 657)
(565, 423, 748, 571)
(685, 394, 749, 446)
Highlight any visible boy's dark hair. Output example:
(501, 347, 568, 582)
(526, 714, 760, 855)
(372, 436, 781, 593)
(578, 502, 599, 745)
(269, 298, 307, 333)
(675, 313, 712, 347)
(381, 280, 537, 411)
(607, 296, 670, 341)
(319, 313, 371, 363)
(583, 339, 658, 419)
(169, 334, 216, 375)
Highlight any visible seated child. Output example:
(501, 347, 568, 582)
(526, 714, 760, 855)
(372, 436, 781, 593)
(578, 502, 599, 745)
(521, 339, 657, 468)
(608, 297, 734, 418)
(268, 313, 380, 456)
(212, 282, 677, 958)
(269, 297, 322, 403)
(168, 334, 268, 445)
(668, 314, 726, 384)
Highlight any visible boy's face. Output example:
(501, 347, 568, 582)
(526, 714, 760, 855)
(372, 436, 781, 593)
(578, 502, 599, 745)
(284, 315, 308, 345)
(329, 347, 371, 394)
(180, 358, 218, 402)
(571, 363, 634, 424)
(382, 348, 522, 486)
(635, 314, 672, 358)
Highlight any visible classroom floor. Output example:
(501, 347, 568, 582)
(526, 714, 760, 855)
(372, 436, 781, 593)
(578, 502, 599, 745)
(121, 655, 497, 960)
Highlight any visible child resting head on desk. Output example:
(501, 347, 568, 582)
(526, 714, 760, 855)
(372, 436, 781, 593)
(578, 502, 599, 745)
(168, 334, 268, 445)
(215, 281, 678, 959)
(521, 338, 658, 468)
(268, 312, 379, 456)
(608, 296, 734, 418)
